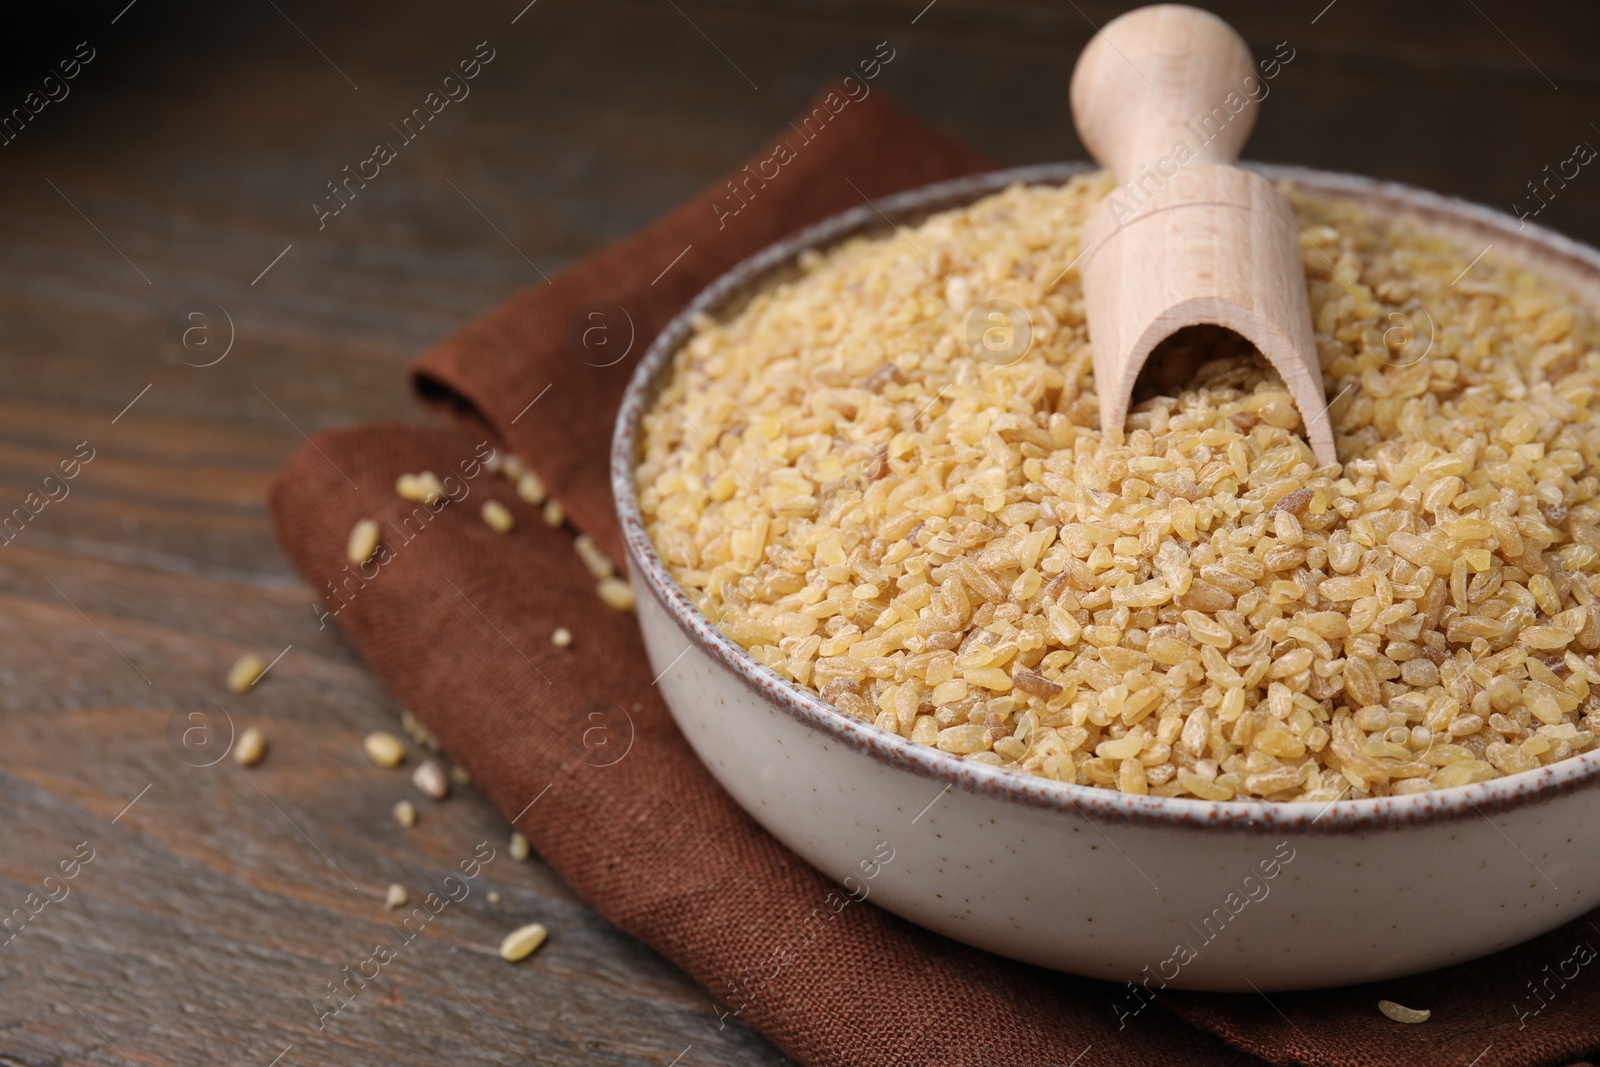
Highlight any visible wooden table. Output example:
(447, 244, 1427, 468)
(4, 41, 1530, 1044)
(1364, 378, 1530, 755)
(2, 2, 1596, 1064)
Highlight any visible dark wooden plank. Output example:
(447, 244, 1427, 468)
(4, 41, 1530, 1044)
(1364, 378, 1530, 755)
(0, 2, 1597, 1065)
(0, 543, 786, 1067)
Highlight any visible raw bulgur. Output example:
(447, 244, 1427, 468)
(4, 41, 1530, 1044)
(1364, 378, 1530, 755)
(636, 174, 1600, 802)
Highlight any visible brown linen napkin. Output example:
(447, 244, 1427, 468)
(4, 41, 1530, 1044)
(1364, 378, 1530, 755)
(270, 85, 1600, 1067)
(411, 80, 996, 567)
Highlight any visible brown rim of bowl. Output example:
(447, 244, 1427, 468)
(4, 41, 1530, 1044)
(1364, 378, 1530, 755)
(611, 161, 1600, 833)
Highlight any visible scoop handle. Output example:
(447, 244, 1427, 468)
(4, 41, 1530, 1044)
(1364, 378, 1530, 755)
(1069, 4, 1259, 183)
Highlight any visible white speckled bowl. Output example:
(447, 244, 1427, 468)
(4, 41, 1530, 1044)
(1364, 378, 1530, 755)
(612, 162, 1600, 991)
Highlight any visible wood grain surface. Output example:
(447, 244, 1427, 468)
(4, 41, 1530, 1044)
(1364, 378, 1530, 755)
(0, 2, 1596, 1065)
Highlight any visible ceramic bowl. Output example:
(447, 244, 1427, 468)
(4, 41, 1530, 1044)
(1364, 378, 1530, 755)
(611, 162, 1600, 992)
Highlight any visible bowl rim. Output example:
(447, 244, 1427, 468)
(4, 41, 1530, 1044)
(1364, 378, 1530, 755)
(611, 160, 1600, 833)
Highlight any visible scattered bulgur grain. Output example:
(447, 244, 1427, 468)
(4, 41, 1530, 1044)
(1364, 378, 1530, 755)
(574, 534, 616, 580)
(450, 764, 471, 786)
(364, 731, 405, 768)
(413, 759, 450, 800)
(637, 174, 1600, 802)
(509, 831, 531, 861)
(1378, 1000, 1431, 1023)
(502, 454, 527, 482)
(481, 500, 515, 533)
(385, 883, 409, 909)
(347, 518, 380, 566)
(1269, 487, 1314, 516)
(499, 922, 548, 962)
(487, 890, 501, 904)
(398, 472, 445, 504)
(597, 577, 636, 612)
(516, 470, 547, 505)
(552, 627, 573, 648)
(226, 654, 264, 694)
(393, 800, 417, 828)
(400, 709, 440, 752)
(233, 727, 267, 767)
(542, 499, 565, 527)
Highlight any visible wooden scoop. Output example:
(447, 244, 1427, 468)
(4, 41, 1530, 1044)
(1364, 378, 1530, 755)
(1070, 4, 1334, 465)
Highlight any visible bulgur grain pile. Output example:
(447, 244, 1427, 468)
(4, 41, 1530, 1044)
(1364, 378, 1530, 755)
(636, 174, 1600, 802)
